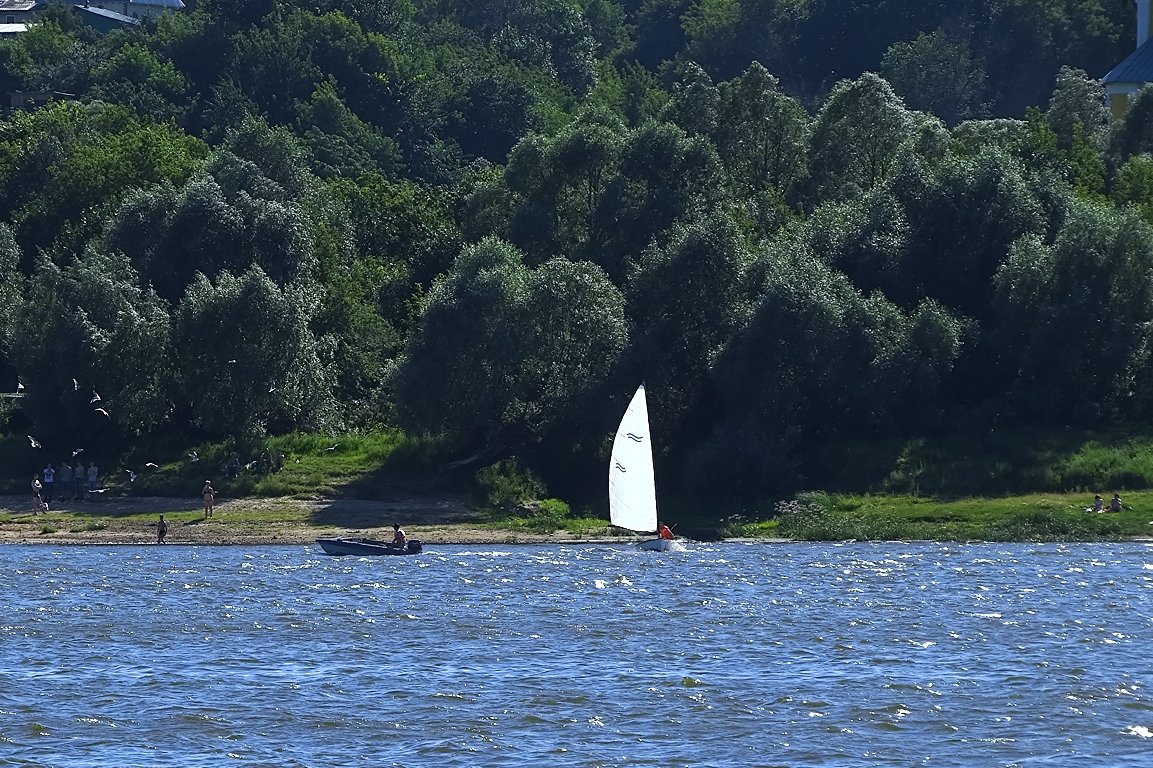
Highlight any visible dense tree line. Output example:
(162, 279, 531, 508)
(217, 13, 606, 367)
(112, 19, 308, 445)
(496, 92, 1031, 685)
(1, 1, 1153, 504)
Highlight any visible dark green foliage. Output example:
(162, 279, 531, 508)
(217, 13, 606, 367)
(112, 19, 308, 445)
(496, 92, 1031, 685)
(2, 0, 1153, 517)
(390, 237, 628, 458)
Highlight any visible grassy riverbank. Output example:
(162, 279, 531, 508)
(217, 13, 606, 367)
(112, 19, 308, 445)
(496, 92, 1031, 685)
(5, 428, 1153, 543)
(725, 491, 1153, 542)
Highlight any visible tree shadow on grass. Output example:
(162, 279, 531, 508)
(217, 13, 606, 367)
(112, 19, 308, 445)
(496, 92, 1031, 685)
(307, 491, 479, 529)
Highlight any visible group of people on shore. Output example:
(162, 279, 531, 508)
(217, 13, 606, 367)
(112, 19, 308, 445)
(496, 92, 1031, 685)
(1090, 493, 1124, 513)
(31, 461, 100, 512)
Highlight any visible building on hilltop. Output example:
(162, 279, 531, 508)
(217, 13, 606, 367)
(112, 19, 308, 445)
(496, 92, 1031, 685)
(72, 4, 140, 30)
(0, 0, 37, 25)
(1104, 0, 1153, 118)
(42, 0, 185, 21)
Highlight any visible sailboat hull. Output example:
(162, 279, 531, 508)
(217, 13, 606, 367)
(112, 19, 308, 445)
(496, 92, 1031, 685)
(637, 538, 687, 552)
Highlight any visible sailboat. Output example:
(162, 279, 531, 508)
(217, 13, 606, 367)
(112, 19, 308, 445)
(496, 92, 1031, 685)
(609, 384, 687, 552)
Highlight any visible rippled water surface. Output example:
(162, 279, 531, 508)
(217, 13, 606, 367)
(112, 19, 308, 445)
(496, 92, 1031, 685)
(2, 542, 1152, 767)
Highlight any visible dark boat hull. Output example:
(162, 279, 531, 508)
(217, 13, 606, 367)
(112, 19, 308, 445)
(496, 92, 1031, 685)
(316, 537, 423, 556)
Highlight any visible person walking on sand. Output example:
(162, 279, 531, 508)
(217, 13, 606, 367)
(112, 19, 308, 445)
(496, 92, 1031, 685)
(157, 514, 168, 544)
(202, 481, 216, 517)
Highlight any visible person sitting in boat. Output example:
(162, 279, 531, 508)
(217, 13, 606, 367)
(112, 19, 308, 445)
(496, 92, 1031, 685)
(1092, 494, 1104, 512)
(391, 523, 407, 547)
(1110, 493, 1123, 513)
(658, 522, 674, 540)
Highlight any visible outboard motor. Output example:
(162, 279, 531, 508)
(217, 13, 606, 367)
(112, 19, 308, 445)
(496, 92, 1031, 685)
(406, 539, 423, 554)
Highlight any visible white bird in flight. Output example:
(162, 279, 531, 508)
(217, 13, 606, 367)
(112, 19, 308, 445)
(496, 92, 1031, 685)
(94, 407, 110, 419)
(90, 391, 101, 404)
(28, 435, 41, 448)
(72, 448, 83, 457)
(188, 451, 199, 462)
(145, 462, 159, 469)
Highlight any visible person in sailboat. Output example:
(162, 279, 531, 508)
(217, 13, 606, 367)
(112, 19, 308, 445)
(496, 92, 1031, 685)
(658, 521, 674, 540)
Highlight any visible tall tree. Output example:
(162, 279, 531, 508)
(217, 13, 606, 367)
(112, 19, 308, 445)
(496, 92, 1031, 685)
(172, 266, 337, 439)
(391, 237, 628, 459)
(807, 73, 915, 205)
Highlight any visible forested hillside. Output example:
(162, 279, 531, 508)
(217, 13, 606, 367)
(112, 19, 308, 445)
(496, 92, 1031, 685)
(0, 0, 1151, 504)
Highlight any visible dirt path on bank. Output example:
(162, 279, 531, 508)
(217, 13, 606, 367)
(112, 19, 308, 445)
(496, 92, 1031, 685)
(0, 494, 623, 546)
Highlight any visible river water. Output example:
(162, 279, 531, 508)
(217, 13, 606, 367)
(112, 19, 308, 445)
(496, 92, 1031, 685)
(1, 541, 1151, 767)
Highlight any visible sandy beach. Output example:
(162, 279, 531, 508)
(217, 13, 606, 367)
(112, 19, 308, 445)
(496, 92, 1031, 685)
(0, 493, 630, 546)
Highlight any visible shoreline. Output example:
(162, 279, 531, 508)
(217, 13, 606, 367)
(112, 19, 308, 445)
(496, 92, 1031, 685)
(0, 493, 687, 547)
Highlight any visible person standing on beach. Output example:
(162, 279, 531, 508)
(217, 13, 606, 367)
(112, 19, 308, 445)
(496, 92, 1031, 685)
(202, 481, 216, 517)
(86, 462, 99, 500)
(157, 514, 168, 544)
(31, 475, 46, 513)
(41, 463, 55, 506)
(73, 462, 86, 501)
(58, 462, 73, 505)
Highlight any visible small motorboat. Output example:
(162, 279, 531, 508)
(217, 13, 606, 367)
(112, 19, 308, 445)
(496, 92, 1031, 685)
(316, 537, 423, 556)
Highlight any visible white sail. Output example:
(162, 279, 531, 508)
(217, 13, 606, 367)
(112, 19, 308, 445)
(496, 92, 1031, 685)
(608, 385, 658, 533)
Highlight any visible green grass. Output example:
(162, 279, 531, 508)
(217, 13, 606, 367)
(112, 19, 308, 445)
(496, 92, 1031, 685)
(118, 429, 452, 499)
(731, 491, 1146, 542)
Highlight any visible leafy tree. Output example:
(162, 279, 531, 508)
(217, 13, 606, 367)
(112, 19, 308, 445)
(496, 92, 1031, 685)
(391, 237, 628, 458)
(594, 120, 726, 278)
(1110, 85, 1153, 164)
(891, 147, 1047, 314)
(1046, 65, 1109, 151)
(714, 62, 811, 203)
(807, 73, 915, 205)
(660, 61, 720, 137)
(881, 30, 987, 126)
(693, 246, 963, 497)
(0, 224, 22, 377)
(10, 250, 175, 449)
(1112, 153, 1153, 224)
(88, 42, 192, 124)
(990, 199, 1153, 425)
(624, 214, 756, 444)
(172, 266, 337, 439)
(0, 101, 208, 256)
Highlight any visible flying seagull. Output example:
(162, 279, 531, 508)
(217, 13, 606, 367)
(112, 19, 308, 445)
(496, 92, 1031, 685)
(72, 448, 84, 457)
(90, 391, 101, 404)
(188, 450, 199, 462)
(28, 435, 41, 448)
(94, 407, 110, 419)
(125, 470, 137, 482)
(72, 378, 79, 391)
(144, 462, 159, 469)
(268, 382, 277, 393)
(326, 444, 339, 452)
(16, 380, 24, 393)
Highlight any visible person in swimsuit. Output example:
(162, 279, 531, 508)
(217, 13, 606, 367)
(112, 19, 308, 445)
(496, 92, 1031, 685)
(391, 523, 407, 547)
(32, 475, 46, 513)
(202, 481, 216, 517)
